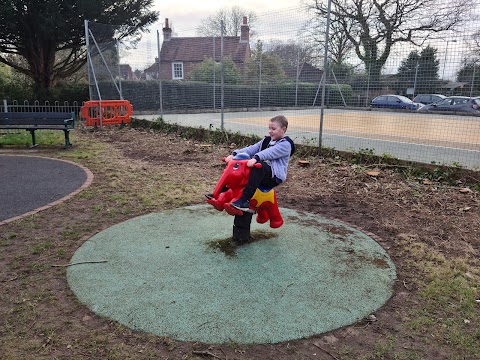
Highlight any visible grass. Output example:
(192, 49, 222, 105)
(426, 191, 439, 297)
(0, 130, 66, 147)
(397, 235, 480, 357)
(30, 241, 54, 255)
(1, 123, 479, 359)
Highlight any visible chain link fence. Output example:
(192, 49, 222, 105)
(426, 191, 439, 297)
(85, 4, 480, 169)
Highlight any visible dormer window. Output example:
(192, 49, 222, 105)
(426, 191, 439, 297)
(172, 62, 184, 80)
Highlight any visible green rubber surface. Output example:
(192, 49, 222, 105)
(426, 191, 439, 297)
(67, 205, 396, 344)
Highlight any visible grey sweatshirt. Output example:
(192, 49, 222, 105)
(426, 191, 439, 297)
(233, 137, 292, 183)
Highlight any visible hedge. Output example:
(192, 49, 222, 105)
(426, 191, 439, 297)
(2, 79, 352, 111)
(97, 80, 353, 111)
(0, 80, 89, 104)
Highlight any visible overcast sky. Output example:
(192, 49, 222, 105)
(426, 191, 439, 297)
(121, 0, 465, 78)
(153, 0, 303, 34)
(123, 1, 308, 69)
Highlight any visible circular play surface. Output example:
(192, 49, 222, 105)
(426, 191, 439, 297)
(67, 205, 396, 344)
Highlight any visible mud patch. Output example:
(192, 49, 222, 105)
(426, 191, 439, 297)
(326, 224, 356, 236)
(206, 230, 278, 257)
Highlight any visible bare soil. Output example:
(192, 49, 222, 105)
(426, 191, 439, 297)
(1, 126, 479, 360)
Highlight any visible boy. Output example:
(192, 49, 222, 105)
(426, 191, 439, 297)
(226, 115, 295, 212)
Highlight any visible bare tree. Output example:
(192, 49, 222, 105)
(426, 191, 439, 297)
(303, 17, 355, 66)
(467, 28, 480, 57)
(196, 6, 257, 37)
(266, 40, 315, 68)
(307, 0, 470, 87)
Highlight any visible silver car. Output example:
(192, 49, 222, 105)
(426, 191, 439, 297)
(412, 94, 446, 105)
(417, 96, 480, 114)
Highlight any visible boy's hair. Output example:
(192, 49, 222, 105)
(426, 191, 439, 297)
(270, 115, 288, 130)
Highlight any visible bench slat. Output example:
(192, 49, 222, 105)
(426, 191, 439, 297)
(0, 112, 73, 119)
(0, 112, 74, 127)
(0, 112, 75, 148)
(0, 126, 72, 130)
(0, 118, 73, 126)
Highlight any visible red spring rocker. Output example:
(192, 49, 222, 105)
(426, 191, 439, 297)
(206, 153, 284, 241)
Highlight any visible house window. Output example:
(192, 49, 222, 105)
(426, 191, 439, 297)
(172, 62, 184, 80)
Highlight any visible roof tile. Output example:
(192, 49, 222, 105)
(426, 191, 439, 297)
(161, 37, 249, 63)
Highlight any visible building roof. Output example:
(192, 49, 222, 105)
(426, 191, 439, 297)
(284, 63, 323, 83)
(160, 37, 250, 63)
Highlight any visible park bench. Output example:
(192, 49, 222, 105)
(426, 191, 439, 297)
(0, 112, 75, 148)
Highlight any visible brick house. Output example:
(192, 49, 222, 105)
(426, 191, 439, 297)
(119, 64, 136, 80)
(144, 17, 251, 80)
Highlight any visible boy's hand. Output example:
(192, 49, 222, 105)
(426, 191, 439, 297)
(224, 154, 234, 163)
(247, 158, 257, 167)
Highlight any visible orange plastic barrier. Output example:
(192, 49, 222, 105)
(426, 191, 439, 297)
(81, 100, 133, 127)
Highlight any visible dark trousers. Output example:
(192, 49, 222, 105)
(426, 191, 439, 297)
(242, 161, 279, 199)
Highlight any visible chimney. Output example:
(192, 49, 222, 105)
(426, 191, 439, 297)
(163, 18, 172, 41)
(240, 16, 249, 43)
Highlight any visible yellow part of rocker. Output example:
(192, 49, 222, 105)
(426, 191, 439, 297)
(251, 188, 275, 208)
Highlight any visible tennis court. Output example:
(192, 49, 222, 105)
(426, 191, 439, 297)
(226, 110, 480, 150)
(139, 109, 480, 168)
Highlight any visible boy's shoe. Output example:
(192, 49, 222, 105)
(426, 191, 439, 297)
(231, 197, 254, 213)
(205, 193, 214, 200)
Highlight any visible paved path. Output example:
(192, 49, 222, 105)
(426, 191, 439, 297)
(0, 155, 93, 225)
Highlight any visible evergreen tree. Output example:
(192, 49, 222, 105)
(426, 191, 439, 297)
(0, 0, 158, 96)
(189, 57, 241, 85)
(397, 46, 440, 94)
(457, 58, 480, 96)
(245, 41, 286, 84)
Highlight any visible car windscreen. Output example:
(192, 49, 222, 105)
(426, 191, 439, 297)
(397, 95, 412, 103)
(434, 98, 452, 106)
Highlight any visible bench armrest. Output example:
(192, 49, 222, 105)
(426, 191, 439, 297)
(64, 112, 75, 128)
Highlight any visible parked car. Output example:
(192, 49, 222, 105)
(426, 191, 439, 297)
(417, 96, 480, 114)
(370, 95, 421, 110)
(412, 94, 446, 105)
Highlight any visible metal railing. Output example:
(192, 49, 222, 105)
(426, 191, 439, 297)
(2, 100, 84, 115)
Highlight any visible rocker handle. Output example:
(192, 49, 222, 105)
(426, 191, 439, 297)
(222, 157, 262, 168)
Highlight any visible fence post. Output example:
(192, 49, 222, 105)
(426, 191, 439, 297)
(318, 0, 332, 151)
(295, 47, 300, 108)
(258, 40, 262, 109)
(220, 20, 224, 131)
(470, 63, 476, 97)
(157, 29, 163, 118)
(365, 62, 371, 108)
(116, 38, 123, 100)
(213, 36, 216, 110)
(85, 20, 93, 101)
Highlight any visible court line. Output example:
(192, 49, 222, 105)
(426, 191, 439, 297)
(301, 130, 480, 154)
(225, 118, 480, 151)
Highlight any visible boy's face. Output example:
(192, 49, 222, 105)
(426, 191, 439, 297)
(269, 121, 287, 141)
